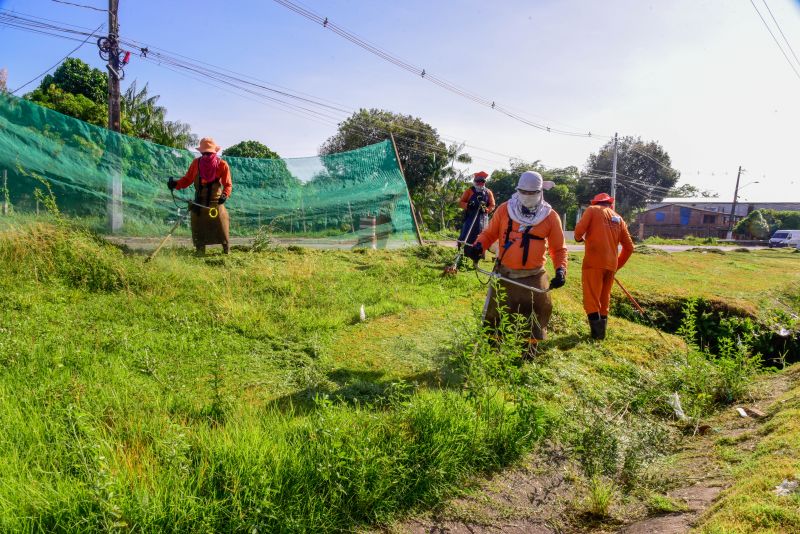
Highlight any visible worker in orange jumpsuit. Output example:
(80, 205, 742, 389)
(457, 171, 496, 247)
(168, 137, 233, 254)
(466, 171, 567, 356)
(573, 192, 635, 340)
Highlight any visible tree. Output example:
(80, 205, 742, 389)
(25, 83, 107, 126)
(39, 57, 107, 104)
(223, 140, 280, 159)
(0, 68, 7, 92)
(490, 161, 579, 224)
(414, 142, 473, 230)
(577, 136, 680, 217)
(122, 81, 196, 149)
(319, 108, 448, 196)
(668, 183, 719, 198)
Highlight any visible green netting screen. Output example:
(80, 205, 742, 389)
(0, 92, 419, 249)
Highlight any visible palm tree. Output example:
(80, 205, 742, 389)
(122, 81, 196, 149)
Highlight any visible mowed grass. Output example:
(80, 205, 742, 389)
(0, 221, 798, 532)
(697, 364, 800, 533)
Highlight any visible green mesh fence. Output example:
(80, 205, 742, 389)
(0, 92, 419, 249)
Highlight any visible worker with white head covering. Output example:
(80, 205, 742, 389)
(466, 171, 567, 357)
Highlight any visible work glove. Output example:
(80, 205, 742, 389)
(167, 177, 178, 191)
(549, 267, 566, 290)
(465, 242, 484, 262)
(479, 202, 488, 213)
(217, 194, 227, 205)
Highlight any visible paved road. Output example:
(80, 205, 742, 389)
(107, 236, 768, 254)
(433, 240, 767, 253)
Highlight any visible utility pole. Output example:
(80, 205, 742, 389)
(726, 165, 743, 240)
(610, 132, 618, 201)
(105, 0, 123, 232)
(2, 169, 7, 216)
(107, 0, 121, 133)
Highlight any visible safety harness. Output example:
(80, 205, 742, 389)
(498, 216, 544, 268)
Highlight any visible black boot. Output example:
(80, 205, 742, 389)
(222, 243, 230, 254)
(601, 315, 608, 338)
(588, 313, 606, 340)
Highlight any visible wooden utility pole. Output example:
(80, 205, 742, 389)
(2, 169, 7, 216)
(107, 0, 121, 133)
(610, 132, 618, 201)
(726, 165, 743, 239)
(106, 0, 123, 232)
(389, 133, 424, 245)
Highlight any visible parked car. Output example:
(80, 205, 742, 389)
(768, 230, 800, 248)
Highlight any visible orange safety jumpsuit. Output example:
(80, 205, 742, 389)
(474, 202, 567, 341)
(573, 205, 634, 316)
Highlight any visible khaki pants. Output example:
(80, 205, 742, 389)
(483, 266, 552, 341)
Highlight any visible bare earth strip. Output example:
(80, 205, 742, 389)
(388, 369, 796, 534)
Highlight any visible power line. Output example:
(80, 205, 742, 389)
(761, 0, 800, 70)
(272, 0, 607, 139)
(748, 0, 800, 82)
(11, 22, 104, 94)
(50, 0, 108, 12)
(1, 8, 605, 170)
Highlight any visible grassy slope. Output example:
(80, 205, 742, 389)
(697, 364, 800, 533)
(0, 222, 798, 531)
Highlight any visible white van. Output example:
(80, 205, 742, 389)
(768, 230, 800, 248)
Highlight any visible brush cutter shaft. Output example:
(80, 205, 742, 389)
(475, 264, 550, 293)
(614, 277, 666, 339)
(145, 211, 189, 262)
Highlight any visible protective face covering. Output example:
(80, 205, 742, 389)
(518, 191, 542, 209)
(474, 183, 486, 191)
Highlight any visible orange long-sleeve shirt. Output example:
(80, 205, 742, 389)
(475, 202, 567, 271)
(459, 187, 496, 211)
(175, 158, 233, 197)
(574, 205, 634, 271)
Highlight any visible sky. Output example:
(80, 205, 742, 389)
(1, 0, 800, 202)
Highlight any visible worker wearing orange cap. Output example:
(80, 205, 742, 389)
(466, 171, 567, 356)
(168, 137, 233, 254)
(457, 171, 495, 248)
(573, 192, 635, 340)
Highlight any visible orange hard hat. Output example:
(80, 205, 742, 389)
(590, 193, 614, 205)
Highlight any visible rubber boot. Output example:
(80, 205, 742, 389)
(589, 317, 606, 340)
(601, 315, 608, 338)
(195, 245, 206, 256)
(222, 243, 230, 254)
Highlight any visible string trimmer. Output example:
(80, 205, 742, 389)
(145, 189, 220, 263)
(443, 211, 482, 275)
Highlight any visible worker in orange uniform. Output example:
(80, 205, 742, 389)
(573, 192, 635, 340)
(466, 171, 567, 356)
(168, 137, 233, 254)
(457, 171, 496, 248)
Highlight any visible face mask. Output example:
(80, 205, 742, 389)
(518, 192, 542, 209)
(474, 184, 485, 191)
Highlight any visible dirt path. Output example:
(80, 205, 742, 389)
(390, 369, 796, 534)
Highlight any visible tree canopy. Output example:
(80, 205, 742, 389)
(223, 140, 280, 159)
(577, 136, 680, 217)
(319, 108, 448, 196)
(668, 183, 719, 198)
(489, 161, 579, 222)
(39, 57, 107, 104)
(25, 58, 195, 149)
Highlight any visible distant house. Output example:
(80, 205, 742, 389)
(635, 203, 737, 239)
(637, 198, 800, 239)
(645, 198, 800, 217)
